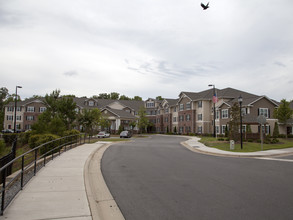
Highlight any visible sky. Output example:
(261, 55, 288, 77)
(1, 0, 293, 101)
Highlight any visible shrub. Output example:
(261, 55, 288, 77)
(29, 134, 61, 155)
(271, 138, 279, 144)
(247, 139, 253, 142)
(288, 134, 293, 138)
(63, 129, 81, 143)
(217, 138, 225, 141)
(19, 130, 33, 145)
(278, 134, 286, 138)
(2, 133, 18, 146)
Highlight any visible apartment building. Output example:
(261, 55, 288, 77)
(3, 87, 291, 136)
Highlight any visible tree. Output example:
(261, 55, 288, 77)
(110, 92, 120, 100)
(57, 96, 77, 129)
(129, 120, 137, 131)
(228, 102, 240, 142)
(119, 95, 131, 100)
(273, 99, 293, 135)
(132, 96, 142, 101)
(137, 106, 149, 133)
(156, 96, 164, 100)
(0, 87, 10, 130)
(100, 116, 111, 132)
(98, 93, 110, 99)
(78, 108, 101, 136)
(273, 121, 279, 138)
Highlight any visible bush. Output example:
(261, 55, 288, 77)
(217, 138, 225, 141)
(29, 134, 61, 155)
(2, 133, 18, 146)
(278, 134, 286, 138)
(19, 130, 33, 145)
(288, 134, 293, 138)
(247, 139, 253, 142)
(271, 138, 279, 144)
(63, 129, 81, 143)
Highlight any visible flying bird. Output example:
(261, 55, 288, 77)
(201, 2, 209, 10)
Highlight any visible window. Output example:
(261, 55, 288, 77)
(198, 101, 202, 108)
(26, 116, 34, 121)
(25, 124, 31, 130)
(222, 109, 228, 119)
(186, 102, 191, 110)
(16, 107, 22, 111)
(7, 107, 13, 112)
(216, 126, 220, 134)
(259, 108, 269, 118)
(40, 107, 47, 113)
(173, 117, 177, 122)
(179, 103, 184, 111)
(241, 108, 247, 116)
(16, 116, 21, 121)
(7, 115, 13, 121)
(179, 127, 183, 133)
(222, 125, 226, 134)
(75, 108, 79, 113)
(186, 114, 191, 121)
(27, 106, 35, 112)
(174, 107, 177, 112)
(146, 102, 155, 108)
(165, 117, 168, 122)
(216, 110, 220, 119)
(198, 114, 202, 121)
(198, 126, 202, 134)
(165, 108, 169, 113)
(88, 101, 94, 106)
(179, 115, 184, 122)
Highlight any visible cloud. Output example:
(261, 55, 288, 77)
(63, 70, 78, 77)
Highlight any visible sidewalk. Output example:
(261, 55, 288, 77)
(183, 136, 293, 158)
(0, 142, 124, 220)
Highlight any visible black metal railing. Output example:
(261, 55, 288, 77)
(0, 133, 90, 215)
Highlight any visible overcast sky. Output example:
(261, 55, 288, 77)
(1, 0, 293, 101)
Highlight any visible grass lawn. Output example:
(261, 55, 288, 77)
(199, 137, 293, 152)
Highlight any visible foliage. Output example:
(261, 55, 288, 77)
(273, 122, 279, 138)
(78, 108, 101, 136)
(28, 133, 61, 155)
(228, 102, 240, 142)
(119, 95, 131, 100)
(110, 92, 120, 100)
(2, 133, 18, 146)
(0, 87, 10, 130)
(100, 117, 111, 131)
(273, 99, 293, 124)
(174, 126, 177, 133)
(133, 96, 142, 101)
(246, 124, 252, 133)
(156, 96, 164, 100)
(137, 106, 149, 133)
(129, 120, 137, 130)
(19, 130, 33, 145)
(118, 125, 124, 134)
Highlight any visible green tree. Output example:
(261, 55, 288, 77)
(110, 92, 120, 100)
(100, 116, 111, 132)
(129, 120, 137, 131)
(0, 87, 10, 130)
(137, 106, 149, 133)
(132, 96, 142, 101)
(156, 96, 164, 100)
(274, 99, 293, 137)
(273, 121, 280, 138)
(119, 95, 131, 100)
(57, 96, 77, 129)
(98, 93, 110, 99)
(78, 108, 101, 136)
(228, 102, 240, 142)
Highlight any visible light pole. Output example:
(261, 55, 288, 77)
(238, 95, 243, 150)
(14, 86, 22, 133)
(208, 84, 216, 137)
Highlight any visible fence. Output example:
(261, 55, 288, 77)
(0, 133, 89, 215)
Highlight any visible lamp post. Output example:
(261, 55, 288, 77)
(238, 95, 243, 150)
(14, 86, 22, 133)
(208, 84, 216, 137)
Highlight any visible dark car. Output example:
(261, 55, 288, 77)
(1, 129, 14, 133)
(120, 130, 132, 138)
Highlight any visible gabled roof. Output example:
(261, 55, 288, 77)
(6, 98, 45, 107)
(101, 107, 136, 119)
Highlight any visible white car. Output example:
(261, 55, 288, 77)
(97, 131, 110, 138)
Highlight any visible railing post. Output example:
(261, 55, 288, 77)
(21, 156, 24, 190)
(34, 149, 37, 175)
(1, 168, 7, 215)
(70, 136, 72, 149)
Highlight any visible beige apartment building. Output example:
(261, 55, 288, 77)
(3, 87, 292, 136)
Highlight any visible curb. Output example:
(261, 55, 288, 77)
(181, 137, 293, 158)
(84, 143, 125, 220)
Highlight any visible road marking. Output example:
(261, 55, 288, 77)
(255, 157, 293, 163)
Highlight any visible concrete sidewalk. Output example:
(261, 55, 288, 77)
(183, 136, 293, 158)
(0, 142, 122, 220)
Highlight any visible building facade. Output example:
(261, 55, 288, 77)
(3, 87, 293, 136)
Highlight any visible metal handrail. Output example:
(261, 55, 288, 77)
(0, 133, 89, 215)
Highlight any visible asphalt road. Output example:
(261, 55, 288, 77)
(101, 135, 293, 220)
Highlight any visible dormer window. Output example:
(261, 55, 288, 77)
(89, 101, 94, 106)
(146, 101, 155, 108)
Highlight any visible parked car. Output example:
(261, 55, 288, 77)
(120, 130, 132, 138)
(97, 131, 110, 138)
(1, 129, 14, 133)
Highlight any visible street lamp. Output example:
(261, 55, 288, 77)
(208, 84, 216, 137)
(238, 95, 243, 150)
(14, 86, 22, 133)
